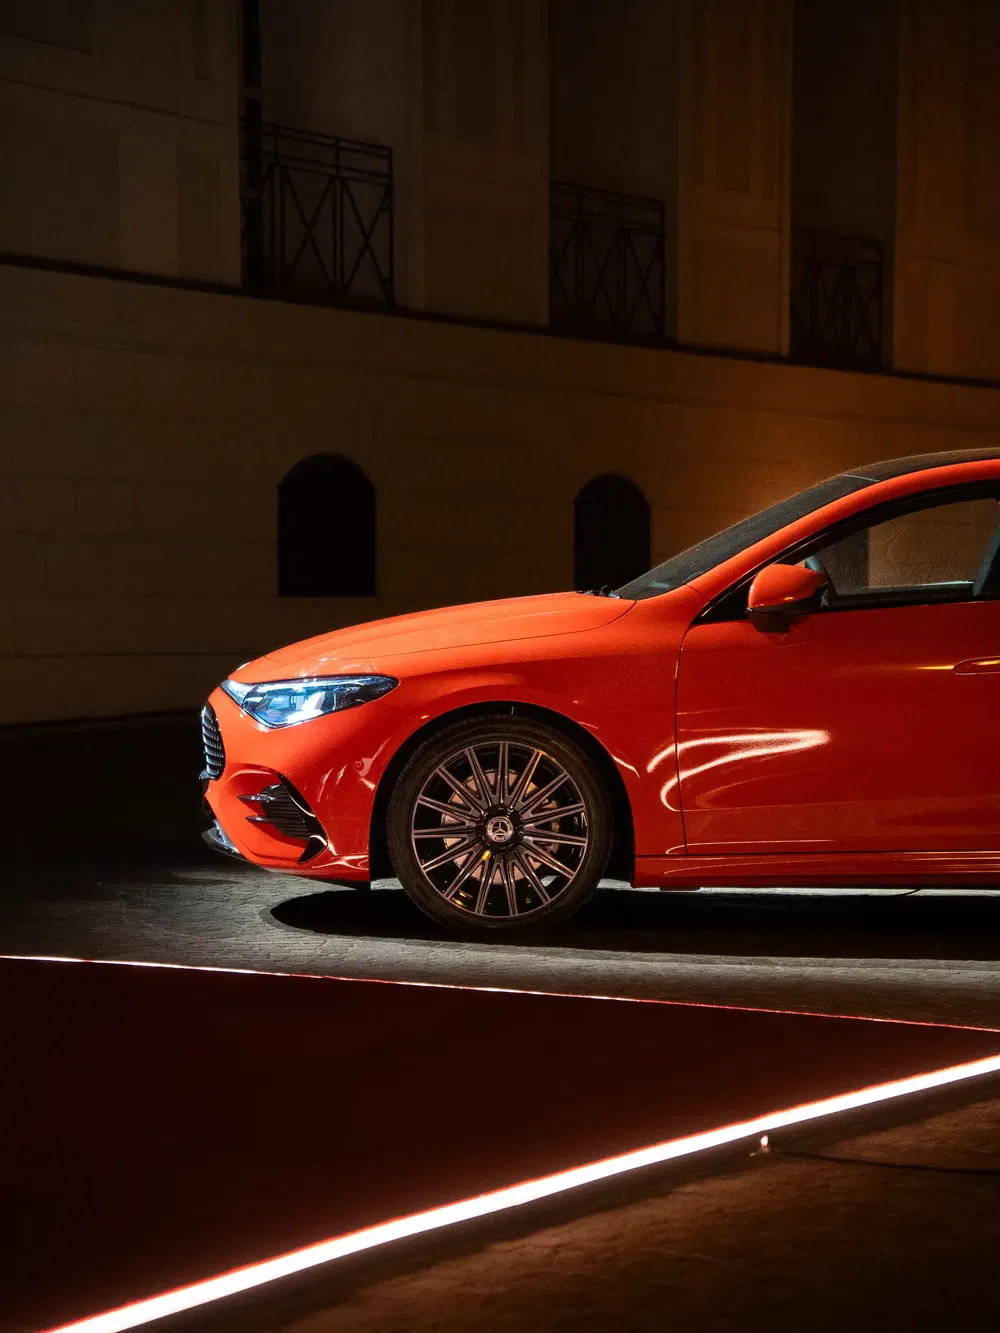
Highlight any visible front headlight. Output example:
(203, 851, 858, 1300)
(221, 675, 398, 728)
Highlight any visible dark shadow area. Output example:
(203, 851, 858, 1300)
(272, 886, 438, 938)
(6, 712, 207, 859)
(3, 846, 255, 900)
(271, 883, 1000, 962)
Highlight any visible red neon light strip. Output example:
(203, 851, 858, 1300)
(39, 1049, 1000, 1333)
(4, 953, 997, 1033)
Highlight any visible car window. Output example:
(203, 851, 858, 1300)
(615, 474, 874, 600)
(803, 495, 1000, 603)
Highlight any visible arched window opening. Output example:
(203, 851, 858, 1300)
(278, 454, 376, 596)
(573, 473, 650, 592)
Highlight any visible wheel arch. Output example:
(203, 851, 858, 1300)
(368, 700, 635, 883)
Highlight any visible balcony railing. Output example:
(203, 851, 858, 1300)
(549, 182, 665, 340)
(790, 227, 883, 368)
(240, 120, 393, 307)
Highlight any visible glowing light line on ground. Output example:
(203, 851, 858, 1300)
(3, 953, 997, 1032)
(39, 1049, 1000, 1333)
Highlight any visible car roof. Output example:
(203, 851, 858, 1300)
(844, 448, 1000, 482)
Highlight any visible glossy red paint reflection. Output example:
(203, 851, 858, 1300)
(203, 454, 1000, 889)
(747, 562, 826, 613)
(676, 599, 1000, 853)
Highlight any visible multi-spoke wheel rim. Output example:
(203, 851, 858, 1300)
(410, 740, 590, 918)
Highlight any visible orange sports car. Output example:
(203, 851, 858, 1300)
(202, 449, 1000, 936)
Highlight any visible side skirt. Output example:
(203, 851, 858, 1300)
(634, 850, 1000, 889)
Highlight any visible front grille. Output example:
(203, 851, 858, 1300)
(200, 704, 225, 780)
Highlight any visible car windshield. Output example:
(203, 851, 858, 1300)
(616, 473, 875, 601)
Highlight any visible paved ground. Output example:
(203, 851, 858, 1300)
(269, 1093, 1000, 1333)
(7, 850, 1000, 1028)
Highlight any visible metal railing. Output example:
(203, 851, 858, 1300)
(790, 226, 883, 368)
(240, 119, 393, 307)
(549, 182, 665, 339)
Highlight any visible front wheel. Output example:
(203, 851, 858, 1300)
(386, 716, 612, 936)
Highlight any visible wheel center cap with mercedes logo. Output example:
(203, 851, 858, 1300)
(485, 813, 516, 845)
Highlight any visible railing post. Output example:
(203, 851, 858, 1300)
(385, 147, 395, 306)
(616, 193, 626, 330)
(573, 187, 584, 319)
(276, 127, 286, 291)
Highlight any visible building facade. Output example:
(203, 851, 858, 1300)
(3, 0, 1000, 722)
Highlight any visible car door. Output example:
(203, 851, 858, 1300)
(675, 487, 1000, 854)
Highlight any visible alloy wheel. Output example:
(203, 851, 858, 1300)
(409, 740, 590, 918)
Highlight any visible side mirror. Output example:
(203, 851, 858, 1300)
(747, 564, 827, 629)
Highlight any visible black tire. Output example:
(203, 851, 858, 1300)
(387, 715, 612, 937)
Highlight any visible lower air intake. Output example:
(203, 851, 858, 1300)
(241, 783, 312, 839)
(239, 777, 327, 863)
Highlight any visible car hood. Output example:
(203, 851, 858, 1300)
(241, 593, 632, 679)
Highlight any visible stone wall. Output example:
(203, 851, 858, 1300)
(4, 261, 1000, 722)
(0, 0, 240, 284)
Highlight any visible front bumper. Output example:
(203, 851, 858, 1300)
(236, 775, 328, 863)
(199, 687, 376, 881)
(202, 820, 246, 860)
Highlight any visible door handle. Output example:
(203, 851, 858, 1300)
(953, 657, 1000, 674)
